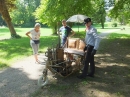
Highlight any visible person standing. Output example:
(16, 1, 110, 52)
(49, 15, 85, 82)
(26, 23, 41, 64)
(77, 18, 100, 79)
(58, 19, 75, 47)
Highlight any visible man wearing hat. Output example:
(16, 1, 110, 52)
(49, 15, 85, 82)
(77, 18, 100, 79)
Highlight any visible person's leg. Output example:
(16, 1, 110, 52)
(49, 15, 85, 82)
(77, 45, 93, 79)
(34, 54, 38, 61)
(88, 55, 95, 77)
(61, 37, 67, 47)
(30, 43, 39, 62)
(35, 43, 40, 62)
(36, 43, 39, 54)
(61, 38, 64, 47)
(82, 52, 91, 76)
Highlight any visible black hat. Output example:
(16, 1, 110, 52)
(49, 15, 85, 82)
(84, 18, 91, 24)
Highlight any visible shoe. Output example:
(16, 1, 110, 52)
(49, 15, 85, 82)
(86, 74, 94, 77)
(77, 75, 86, 79)
(35, 60, 41, 64)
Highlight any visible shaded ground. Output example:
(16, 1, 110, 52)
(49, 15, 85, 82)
(0, 29, 130, 97)
(0, 54, 46, 97)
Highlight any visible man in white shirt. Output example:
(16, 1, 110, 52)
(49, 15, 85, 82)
(77, 18, 100, 79)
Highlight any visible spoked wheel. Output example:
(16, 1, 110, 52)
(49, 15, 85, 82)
(38, 75, 48, 87)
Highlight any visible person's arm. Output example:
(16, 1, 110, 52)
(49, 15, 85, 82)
(90, 28, 100, 55)
(26, 32, 32, 40)
(39, 32, 41, 37)
(69, 30, 75, 37)
(92, 28, 100, 50)
(57, 27, 62, 35)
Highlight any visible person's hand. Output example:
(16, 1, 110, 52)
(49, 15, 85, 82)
(84, 46, 87, 52)
(67, 37, 70, 39)
(91, 49, 96, 56)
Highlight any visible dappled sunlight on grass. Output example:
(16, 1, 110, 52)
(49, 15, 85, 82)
(93, 32, 130, 97)
(108, 33, 130, 39)
(126, 55, 130, 58)
(0, 60, 9, 69)
(0, 35, 58, 67)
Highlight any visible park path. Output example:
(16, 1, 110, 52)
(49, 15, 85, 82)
(0, 54, 47, 97)
(0, 29, 120, 97)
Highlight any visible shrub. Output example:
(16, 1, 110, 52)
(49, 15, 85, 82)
(112, 23, 117, 27)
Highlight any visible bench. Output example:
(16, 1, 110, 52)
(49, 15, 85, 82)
(63, 38, 86, 56)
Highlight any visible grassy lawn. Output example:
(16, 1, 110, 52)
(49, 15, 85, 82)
(0, 22, 124, 39)
(0, 27, 53, 39)
(0, 27, 57, 68)
(0, 35, 59, 68)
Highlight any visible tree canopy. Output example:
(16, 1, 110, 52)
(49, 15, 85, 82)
(109, 0, 130, 24)
(10, 0, 40, 27)
(34, 0, 94, 34)
(92, 0, 106, 28)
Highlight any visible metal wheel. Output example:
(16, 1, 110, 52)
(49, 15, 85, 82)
(38, 75, 48, 87)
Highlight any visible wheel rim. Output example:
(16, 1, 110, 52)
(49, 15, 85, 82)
(38, 76, 48, 87)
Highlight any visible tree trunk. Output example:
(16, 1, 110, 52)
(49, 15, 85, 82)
(101, 22, 104, 29)
(5, 19, 16, 35)
(52, 26, 57, 35)
(101, 19, 104, 29)
(0, 0, 21, 38)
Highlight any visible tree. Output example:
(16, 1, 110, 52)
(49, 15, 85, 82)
(10, 0, 40, 27)
(0, 0, 20, 38)
(92, 0, 106, 29)
(34, 0, 93, 34)
(109, 0, 130, 25)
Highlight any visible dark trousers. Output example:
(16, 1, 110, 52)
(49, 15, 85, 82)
(82, 45, 95, 76)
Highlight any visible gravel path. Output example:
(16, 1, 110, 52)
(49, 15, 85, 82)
(0, 29, 120, 97)
(0, 54, 46, 97)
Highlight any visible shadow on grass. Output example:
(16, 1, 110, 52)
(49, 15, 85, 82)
(88, 33, 130, 97)
(32, 33, 130, 97)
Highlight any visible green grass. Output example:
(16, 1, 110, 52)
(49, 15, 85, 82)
(0, 22, 125, 38)
(0, 35, 59, 69)
(0, 27, 53, 39)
